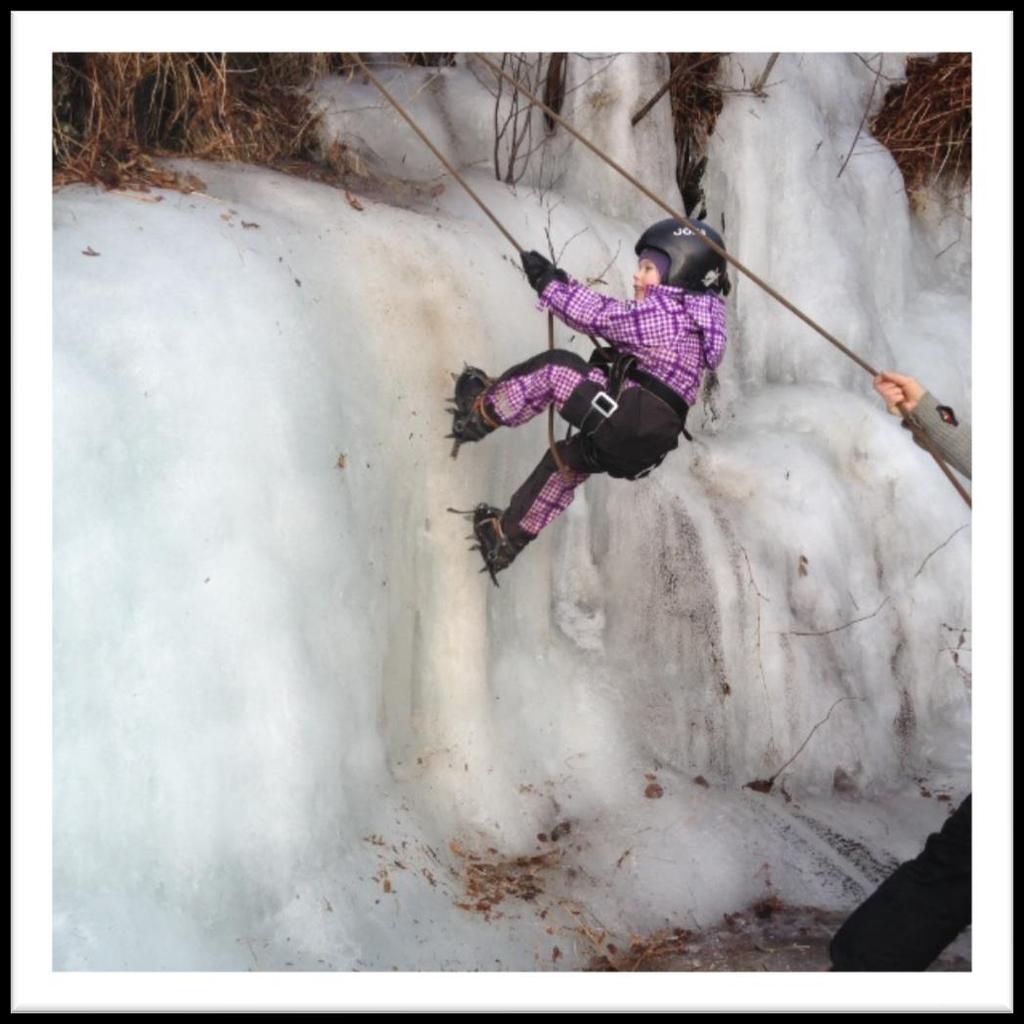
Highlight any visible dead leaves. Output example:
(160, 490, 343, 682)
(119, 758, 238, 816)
(537, 821, 572, 844)
(449, 839, 561, 919)
(82, 246, 100, 257)
(549, 821, 572, 842)
(585, 926, 694, 972)
(218, 209, 260, 230)
(752, 895, 783, 920)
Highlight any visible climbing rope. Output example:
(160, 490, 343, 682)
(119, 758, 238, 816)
(349, 54, 573, 480)
(350, 53, 969, 509)
(472, 53, 971, 509)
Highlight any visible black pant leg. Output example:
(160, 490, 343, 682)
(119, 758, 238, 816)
(830, 795, 972, 971)
(502, 436, 597, 546)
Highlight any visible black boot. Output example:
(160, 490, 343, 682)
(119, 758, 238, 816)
(446, 365, 500, 458)
(472, 505, 527, 586)
(449, 504, 527, 586)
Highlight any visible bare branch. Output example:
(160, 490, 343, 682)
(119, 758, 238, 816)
(750, 53, 780, 97)
(914, 524, 970, 578)
(851, 52, 903, 83)
(838, 54, 883, 180)
(631, 60, 692, 127)
(786, 597, 890, 638)
(583, 239, 622, 287)
(746, 697, 859, 792)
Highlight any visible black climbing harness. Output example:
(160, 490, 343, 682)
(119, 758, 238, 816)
(569, 347, 692, 480)
(350, 52, 971, 511)
(574, 346, 631, 439)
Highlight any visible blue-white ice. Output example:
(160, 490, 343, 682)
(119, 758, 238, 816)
(51, 53, 975, 978)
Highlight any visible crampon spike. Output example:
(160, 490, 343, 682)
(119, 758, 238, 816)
(445, 365, 497, 451)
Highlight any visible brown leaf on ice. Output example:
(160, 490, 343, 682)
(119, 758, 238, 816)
(753, 896, 783, 919)
(693, 775, 709, 788)
(644, 783, 664, 799)
(345, 190, 365, 211)
(82, 246, 100, 256)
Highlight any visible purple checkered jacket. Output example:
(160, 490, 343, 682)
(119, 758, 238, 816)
(537, 278, 728, 406)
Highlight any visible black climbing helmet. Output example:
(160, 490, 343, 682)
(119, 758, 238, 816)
(634, 218, 728, 294)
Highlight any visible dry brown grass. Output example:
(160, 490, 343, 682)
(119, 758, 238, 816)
(871, 53, 971, 198)
(52, 53, 348, 191)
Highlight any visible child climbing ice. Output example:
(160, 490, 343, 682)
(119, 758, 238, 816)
(447, 218, 730, 584)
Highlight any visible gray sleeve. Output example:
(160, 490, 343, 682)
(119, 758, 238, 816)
(905, 391, 972, 480)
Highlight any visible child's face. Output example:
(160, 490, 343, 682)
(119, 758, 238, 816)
(633, 258, 662, 301)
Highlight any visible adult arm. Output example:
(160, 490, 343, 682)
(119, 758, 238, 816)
(874, 372, 971, 479)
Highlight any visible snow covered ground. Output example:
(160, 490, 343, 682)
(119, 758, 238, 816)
(15, 17, 1013, 1015)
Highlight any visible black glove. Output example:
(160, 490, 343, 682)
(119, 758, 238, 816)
(521, 250, 569, 294)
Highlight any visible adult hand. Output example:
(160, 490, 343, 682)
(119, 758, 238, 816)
(874, 371, 925, 415)
(521, 250, 568, 294)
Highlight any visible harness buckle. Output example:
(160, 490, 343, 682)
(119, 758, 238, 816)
(590, 391, 618, 419)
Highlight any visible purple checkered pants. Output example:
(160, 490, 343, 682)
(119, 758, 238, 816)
(483, 350, 622, 542)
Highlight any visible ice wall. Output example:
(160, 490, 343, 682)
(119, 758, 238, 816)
(53, 53, 970, 971)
